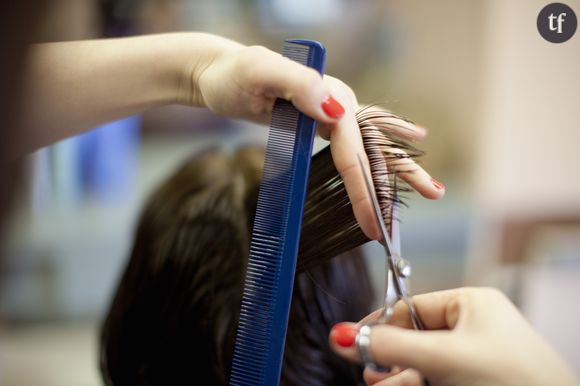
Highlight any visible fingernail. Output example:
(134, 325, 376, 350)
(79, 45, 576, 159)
(321, 96, 345, 119)
(330, 323, 358, 348)
(431, 177, 445, 190)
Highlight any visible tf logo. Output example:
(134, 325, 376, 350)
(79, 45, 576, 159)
(537, 3, 577, 43)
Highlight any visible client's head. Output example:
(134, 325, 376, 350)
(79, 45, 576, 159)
(100, 146, 373, 386)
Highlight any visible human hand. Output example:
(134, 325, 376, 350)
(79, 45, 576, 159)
(187, 39, 444, 239)
(329, 287, 579, 386)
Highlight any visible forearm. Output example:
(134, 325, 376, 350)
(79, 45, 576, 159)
(16, 32, 242, 156)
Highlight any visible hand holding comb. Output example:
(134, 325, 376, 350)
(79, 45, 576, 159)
(229, 39, 326, 386)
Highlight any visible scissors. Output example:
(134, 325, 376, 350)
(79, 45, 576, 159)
(355, 155, 431, 383)
(357, 154, 425, 330)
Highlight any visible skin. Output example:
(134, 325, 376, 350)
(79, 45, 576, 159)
(330, 287, 580, 386)
(18, 32, 444, 239)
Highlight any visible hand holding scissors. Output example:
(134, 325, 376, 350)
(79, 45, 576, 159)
(330, 158, 577, 386)
(356, 155, 428, 385)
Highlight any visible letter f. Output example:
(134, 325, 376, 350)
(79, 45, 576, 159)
(557, 12, 567, 33)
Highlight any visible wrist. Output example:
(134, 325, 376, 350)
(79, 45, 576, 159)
(159, 32, 243, 107)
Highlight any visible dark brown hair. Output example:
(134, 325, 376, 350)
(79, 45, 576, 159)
(298, 106, 422, 270)
(100, 146, 373, 386)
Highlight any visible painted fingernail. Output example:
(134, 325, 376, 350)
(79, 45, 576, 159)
(330, 323, 358, 348)
(431, 178, 445, 190)
(321, 96, 345, 119)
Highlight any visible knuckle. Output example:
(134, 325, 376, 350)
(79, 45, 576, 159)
(328, 77, 356, 104)
(243, 45, 272, 58)
(306, 67, 323, 85)
(293, 68, 321, 95)
(236, 45, 273, 78)
(459, 286, 508, 308)
(481, 286, 508, 301)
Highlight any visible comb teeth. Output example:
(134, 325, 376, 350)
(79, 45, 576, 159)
(230, 41, 325, 386)
(283, 43, 310, 64)
(229, 101, 298, 385)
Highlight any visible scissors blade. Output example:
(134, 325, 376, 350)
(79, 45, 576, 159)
(357, 155, 397, 322)
(390, 179, 401, 257)
(356, 155, 392, 255)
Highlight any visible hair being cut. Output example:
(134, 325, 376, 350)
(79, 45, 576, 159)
(100, 146, 373, 386)
(100, 106, 422, 385)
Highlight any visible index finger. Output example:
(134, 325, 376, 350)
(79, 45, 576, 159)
(359, 288, 466, 330)
(355, 105, 445, 201)
(320, 96, 445, 239)
(322, 79, 382, 240)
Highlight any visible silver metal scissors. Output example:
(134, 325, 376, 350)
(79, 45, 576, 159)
(356, 155, 429, 385)
(357, 154, 425, 329)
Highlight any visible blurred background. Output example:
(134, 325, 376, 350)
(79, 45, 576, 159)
(1, 0, 579, 384)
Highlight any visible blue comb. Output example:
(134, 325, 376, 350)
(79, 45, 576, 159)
(229, 39, 326, 386)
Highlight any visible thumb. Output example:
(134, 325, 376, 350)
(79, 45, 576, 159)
(330, 323, 453, 375)
(246, 47, 347, 123)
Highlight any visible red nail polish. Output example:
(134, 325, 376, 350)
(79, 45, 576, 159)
(431, 178, 445, 190)
(331, 323, 358, 348)
(321, 96, 345, 119)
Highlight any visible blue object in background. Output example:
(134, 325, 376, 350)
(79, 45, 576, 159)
(77, 115, 141, 203)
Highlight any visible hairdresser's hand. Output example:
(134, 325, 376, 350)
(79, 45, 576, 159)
(21, 32, 443, 235)
(329, 287, 580, 386)
(192, 40, 444, 239)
